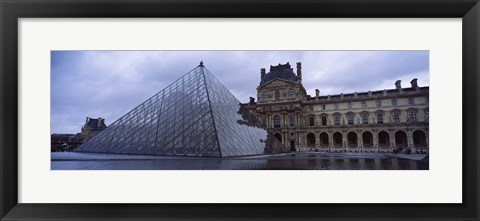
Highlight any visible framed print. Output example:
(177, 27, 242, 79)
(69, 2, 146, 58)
(1, 0, 479, 220)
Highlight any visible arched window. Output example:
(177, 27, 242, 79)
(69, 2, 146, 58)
(361, 112, 369, 124)
(321, 115, 328, 125)
(288, 89, 295, 100)
(289, 115, 294, 126)
(347, 113, 354, 124)
(273, 115, 281, 128)
(408, 111, 417, 122)
(334, 114, 341, 125)
(307, 133, 316, 146)
(392, 111, 400, 123)
(261, 92, 267, 103)
(376, 112, 384, 124)
(275, 90, 280, 101)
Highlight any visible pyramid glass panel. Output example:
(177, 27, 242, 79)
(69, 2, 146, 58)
(75, 64, 287, 157)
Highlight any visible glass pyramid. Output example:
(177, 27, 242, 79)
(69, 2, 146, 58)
(75, 62, 287, 157)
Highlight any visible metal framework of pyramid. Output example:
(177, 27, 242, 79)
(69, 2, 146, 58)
(75, 63, 287, 157)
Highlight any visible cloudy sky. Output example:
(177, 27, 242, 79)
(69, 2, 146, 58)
(51, 51, 429, 134)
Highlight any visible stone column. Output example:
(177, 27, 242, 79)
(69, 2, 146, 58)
(328, 131, 333, 152)
(295, 113, 298, 127)
(300, 132, 304, 150)
(358, 131, 363, 151)
(390, 130, 396, 150)
(303, 132, 307, 151)
(267, 114, 270, 128)
(407, 129, 414, 148)
(342, 131, 348, 151)
(299, 131, 302, 150)
(373, 130, 379, 148)
(295, 132, 299, 151)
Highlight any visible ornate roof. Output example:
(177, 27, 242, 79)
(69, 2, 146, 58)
(260, 63, 298, 86)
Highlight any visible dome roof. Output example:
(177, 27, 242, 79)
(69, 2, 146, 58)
(260, 63, 298, 86)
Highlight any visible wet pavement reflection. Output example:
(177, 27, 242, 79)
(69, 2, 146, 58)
(51, 152, 428, 170)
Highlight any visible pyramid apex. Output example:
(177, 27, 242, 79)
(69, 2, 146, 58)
(199, 61, 204, 67)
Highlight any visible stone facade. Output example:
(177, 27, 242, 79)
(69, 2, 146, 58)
(80, 117, 107, 141)
(51, 117, 107, 151)
(244, 62, 429, 153)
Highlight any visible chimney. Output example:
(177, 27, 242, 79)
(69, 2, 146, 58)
(260, 68, 266, 79)
(97, 118, 102, 127)
(249, 97, 255, 104)
(383, 89, 387, 96)
(340, 93, 344, 99)
(411, 78, 419, 91)
(368, 91, 372, 97)
(296, 62, 302, 81)
(354, 92, 358, 98)
(86, 117, 89, 124)
(315, 89, 320, 99)
(395, 80, 403, 93)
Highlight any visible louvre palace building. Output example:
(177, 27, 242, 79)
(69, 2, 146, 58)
(244, 62, 429, 153)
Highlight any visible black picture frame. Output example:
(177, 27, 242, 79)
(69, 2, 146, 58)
(1, 0, 479, 220)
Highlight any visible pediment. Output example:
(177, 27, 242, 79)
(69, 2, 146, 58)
(260, 78, 296, 89)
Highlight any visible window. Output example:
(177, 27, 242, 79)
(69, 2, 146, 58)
(309, 117, 315, 126)
(275, 91, 280, 101)
(361, 101, 367, 108)
(392, 112, 400, 123)
(362, 113, 369, 124)
(334, 115, 340, 125)
(408, 111, 417, 123)
(391, 98, 397, 106)
(408, 97, 414, 105)
(347, 114, 354, 125)
(322, 104, 326, 110)
(377, 113, 383, 124)
(261, 92, 267, 103)
(376, 99, 382, 107)
(288, 89, 294, 100)
(321, 116, 327, 126)
(262, 116, 267, 126)
(273, 115, 281, 128)
(347, 102, 352, 109)
(289, 115, 294, 126)
(334, 104, 339, 110)
(262, 106, 266, 112)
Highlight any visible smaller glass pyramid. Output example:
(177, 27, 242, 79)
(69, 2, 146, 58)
(75, 62, 288, 157)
